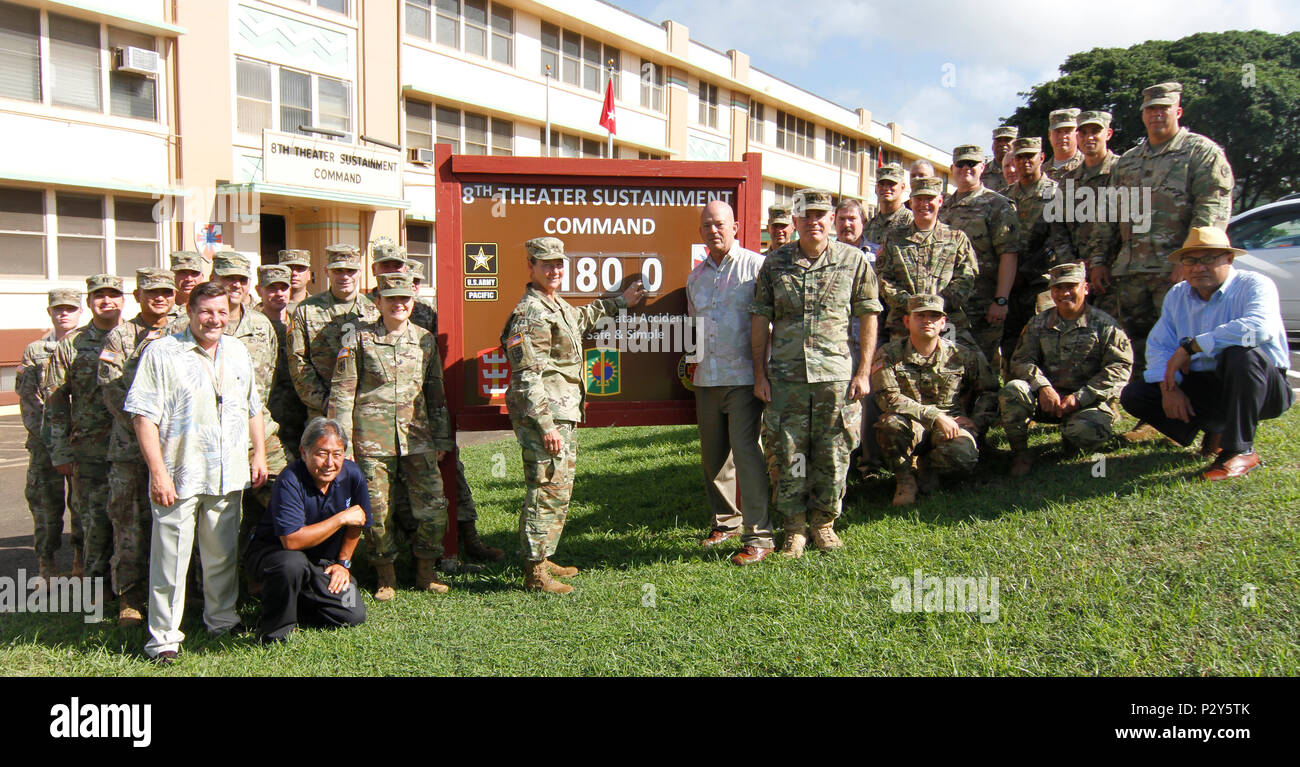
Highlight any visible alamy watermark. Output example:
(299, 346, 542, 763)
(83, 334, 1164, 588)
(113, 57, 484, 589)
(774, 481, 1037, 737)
(0, 570, 104, 623)
(890, 568, 1000, 623)
(1043, 181, 1152, 234)
(50, 697, 151, 747)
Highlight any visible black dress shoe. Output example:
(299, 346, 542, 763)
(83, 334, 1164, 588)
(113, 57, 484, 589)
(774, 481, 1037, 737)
(153, 650, 178, 666)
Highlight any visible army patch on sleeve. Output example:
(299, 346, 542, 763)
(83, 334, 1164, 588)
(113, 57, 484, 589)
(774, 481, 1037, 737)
(505, 332, 523, 349)
(98, 349, 121, 364)
(871, 360, 884, 375)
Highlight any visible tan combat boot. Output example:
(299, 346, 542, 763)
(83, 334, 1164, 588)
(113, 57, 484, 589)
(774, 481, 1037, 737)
(117, 584, 145, 628)
(893, 464, 919, 506)
(38, 555, 56, 582)
(524, 559, 573, 594)
(458, 520, 504, 562)
(415, 557, 450, 594)
(374, 562, 398, 601)
(70, 549, 85, 578)
(543, 560, 578, 578)
(808, 513, 843, 551)
(779, 513, 807, 559)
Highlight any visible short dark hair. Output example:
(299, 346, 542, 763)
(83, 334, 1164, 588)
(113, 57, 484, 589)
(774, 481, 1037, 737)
(835, 199, 867, 219)
(187, 280, 228, 311)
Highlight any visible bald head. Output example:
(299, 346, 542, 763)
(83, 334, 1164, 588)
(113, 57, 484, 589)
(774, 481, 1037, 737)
(700, 199, 738, 261)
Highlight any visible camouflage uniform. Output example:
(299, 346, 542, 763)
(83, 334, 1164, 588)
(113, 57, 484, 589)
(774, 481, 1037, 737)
(99, 277, 185, 596)
(751, 211, 882, 532)
(763, 204, 793, 259)
(256, 261, 308, 462)
(1102, 83, 1234, 365)
(18, 309, 81, 560)
(43, 276, 123, 579)
(982, 126, 1018, 196)
(328, 278, 454, 565)
(1000, 302, 1133, 453)
(939, 172, 1020, 367)
(871, 321, 999, 474)
(876, 221, 979, 341)
(1045, 108, 1083, 183)
(501, 245, 627, 562)
(1063, 150, 1121, 271)
(1047, 153, 1084, 182)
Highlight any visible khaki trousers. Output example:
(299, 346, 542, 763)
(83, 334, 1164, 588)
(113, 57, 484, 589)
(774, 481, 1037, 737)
(695, 385, 773, 547)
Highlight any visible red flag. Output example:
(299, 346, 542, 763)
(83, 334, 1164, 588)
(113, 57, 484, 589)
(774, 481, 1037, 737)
(599, 78, 617, 135)
(876, 147, 883, 170)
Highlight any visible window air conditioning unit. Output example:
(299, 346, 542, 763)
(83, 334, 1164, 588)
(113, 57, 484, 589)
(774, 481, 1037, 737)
(115, 46, 161, 77)
(409, 148, 437, 164)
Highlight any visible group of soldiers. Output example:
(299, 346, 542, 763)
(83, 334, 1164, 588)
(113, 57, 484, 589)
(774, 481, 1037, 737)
(18, 239, 503, 625)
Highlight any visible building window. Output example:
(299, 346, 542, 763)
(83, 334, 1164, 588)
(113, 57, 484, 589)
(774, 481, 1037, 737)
(549, 130, 604, 158)
(773, 183, 795, 205)
(56, 193, 105, 277)
(541, 22, 618, 94)
(48, 13, 101, 111)
(424, 102, 512, 155)
(776, 110, 814, 158)
(0, 2, 41, 102)
(113, 199, 160, 277)
(406, 222, 433, 282)
(825, 129, 859, 172)
(235, 57, 353, 140)
(406, 0, 512, 65)
(639, 59, 662, 112)
(748, 100, 765, 144)
(108, 27, 156, 120)
(638, 151, 665, 160)
(0, 187, 45, 276)
(405, 100, 433, 150)
(291, 0, 350, 13)
(696, 81, 717, 128)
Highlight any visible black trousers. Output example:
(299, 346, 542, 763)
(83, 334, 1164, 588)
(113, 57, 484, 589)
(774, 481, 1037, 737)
(245, 541, 366, 642)
(1120, 346, 1294, 455)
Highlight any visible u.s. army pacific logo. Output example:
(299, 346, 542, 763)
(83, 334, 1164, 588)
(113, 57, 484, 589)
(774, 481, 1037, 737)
(464, 243, 498, 275)
(584, 347, 620, 396)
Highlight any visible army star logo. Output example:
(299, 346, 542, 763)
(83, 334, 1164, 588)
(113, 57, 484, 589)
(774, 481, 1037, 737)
(464, 243, 498, 275)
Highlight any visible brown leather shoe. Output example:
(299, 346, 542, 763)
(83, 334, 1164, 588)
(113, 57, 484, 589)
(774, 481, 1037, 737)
(699, 529, 740, 548)
(1199, 432, 1223, 458)
(1201, 451, 1260, 481)
(730, 545, 773, 566)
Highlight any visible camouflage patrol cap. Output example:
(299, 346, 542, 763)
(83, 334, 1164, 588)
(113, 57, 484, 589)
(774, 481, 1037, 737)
(1142, 82, 1182, 109)
(47, 289, 81, 309)
(952, 144, 984, 164)
(1078, 110, 1113, 129)
(212, 251, 253, 279)
(909, 177, 944, 198)
(86, 274, 123, 294)
(169, 250, 205, 274)
(877, 162, 906, 184)
(375, 272, 415, 297)
(258, 264, 292, 287)
(1048, 262, 1087, 287)
(525, 236, 566, 261)
(325, 243, 362, 270)
(792, 188, 834, 216)
(1048, 108, 1081, 130)
(406, 259, 426, 281)
(768, 204, 792, 225)
(278, 249, 312, 267)
(992, 126, 1019, 140)
(136, 267, 176, 291)
(371, 235, 404, 263)
(1012, 137, 1043, 156)
(907, 294, 946, 315)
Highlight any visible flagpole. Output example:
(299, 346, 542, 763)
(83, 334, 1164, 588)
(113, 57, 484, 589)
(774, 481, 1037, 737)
(544, 64, 552, 158)
(606, 58, 615, 158)
(837, 139, 845, 199)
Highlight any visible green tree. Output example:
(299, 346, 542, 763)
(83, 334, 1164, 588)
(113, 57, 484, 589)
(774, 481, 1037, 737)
(1006, 31, 1300, 211)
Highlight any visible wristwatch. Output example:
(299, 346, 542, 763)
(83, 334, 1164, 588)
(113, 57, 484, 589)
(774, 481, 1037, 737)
(337, 559, 352, 570)
(993, 296, 1009, 306)
(1179, 337, 1197, 355)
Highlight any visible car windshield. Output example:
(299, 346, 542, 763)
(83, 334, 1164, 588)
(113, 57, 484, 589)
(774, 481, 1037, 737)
(1229, 205, 1300, 249)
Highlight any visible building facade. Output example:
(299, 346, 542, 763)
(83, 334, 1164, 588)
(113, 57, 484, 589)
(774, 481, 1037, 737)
(0, 0, 950, 401)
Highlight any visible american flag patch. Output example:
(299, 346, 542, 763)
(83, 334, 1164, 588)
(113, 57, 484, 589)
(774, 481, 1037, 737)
(505, 333, 523, 348)
(99, 349, 121, 364)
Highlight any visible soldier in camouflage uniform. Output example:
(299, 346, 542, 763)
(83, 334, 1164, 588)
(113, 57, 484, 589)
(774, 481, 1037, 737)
(255, 264, 308, 460)
(981, 126, 1018, 195)
(18, 290, 83, 580)
(1097, 82, 1234, 373)
(170, 250, 206, 307)
(940, 143, 1020, 370)
(1046, 108, 1084, 182)
(1001, 263, 1133, 476)
(763, 204, 793, 258)
(329, 272, 457, 600)
(501, 237, 645, 593)
(864, 164, 913, 255)
(44, 274, 125, 580)
(99, 268, 182, 625)
(212, 252, 291, 547)
(288, 244, 378, 420)
(751, 189, 882, 557)
(877, 177, 980, 343)
(278, 248, 314, 308)
(1004, 136, 1077, 371)
(871, 295, 999, 506)
(1065, 111, 1122, 281)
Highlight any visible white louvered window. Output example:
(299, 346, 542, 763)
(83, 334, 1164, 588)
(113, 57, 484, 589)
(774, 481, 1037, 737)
(49, 13, 101, 111)
(0, 1, 41, 102)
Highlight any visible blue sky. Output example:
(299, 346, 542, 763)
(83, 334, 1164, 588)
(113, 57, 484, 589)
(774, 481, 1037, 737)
(612, 0, 1300, 153)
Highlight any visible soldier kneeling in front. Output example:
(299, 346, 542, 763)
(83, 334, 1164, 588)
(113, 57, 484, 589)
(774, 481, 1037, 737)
(871, 295, 999, 506)
(1000, 263, 1133, 476)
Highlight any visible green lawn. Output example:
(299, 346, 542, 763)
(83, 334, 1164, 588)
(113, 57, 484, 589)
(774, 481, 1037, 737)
(3, 407, 1298, 676)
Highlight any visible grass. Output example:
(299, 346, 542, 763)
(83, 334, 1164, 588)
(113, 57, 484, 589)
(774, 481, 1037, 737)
(2, 407, 1298, 676)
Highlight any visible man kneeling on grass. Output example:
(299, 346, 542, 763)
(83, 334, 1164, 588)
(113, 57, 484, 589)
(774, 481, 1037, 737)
(244, 417, 369, 644)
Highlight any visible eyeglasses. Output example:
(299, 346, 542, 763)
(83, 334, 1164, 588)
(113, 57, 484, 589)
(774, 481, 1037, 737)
(1178, 253, 1228, 266)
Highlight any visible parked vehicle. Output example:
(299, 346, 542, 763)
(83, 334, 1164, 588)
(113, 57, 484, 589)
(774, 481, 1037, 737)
(1227, 198, 1300, 341)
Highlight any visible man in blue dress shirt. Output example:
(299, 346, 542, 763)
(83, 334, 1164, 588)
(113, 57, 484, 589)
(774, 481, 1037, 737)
(1121, 227, 1293, 480)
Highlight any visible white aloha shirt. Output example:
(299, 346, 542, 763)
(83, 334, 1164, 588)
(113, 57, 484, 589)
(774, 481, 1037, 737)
(124, 328, 261, 500)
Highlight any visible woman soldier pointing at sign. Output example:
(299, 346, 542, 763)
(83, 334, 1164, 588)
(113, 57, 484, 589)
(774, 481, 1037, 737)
(501, 236, 646, 593)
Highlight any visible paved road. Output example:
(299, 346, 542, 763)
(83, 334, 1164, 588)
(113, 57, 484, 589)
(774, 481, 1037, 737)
(3, 350, 1297, 576)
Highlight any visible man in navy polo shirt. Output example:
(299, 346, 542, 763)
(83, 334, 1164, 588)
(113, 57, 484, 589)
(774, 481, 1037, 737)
(246, 417, 371, 643)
